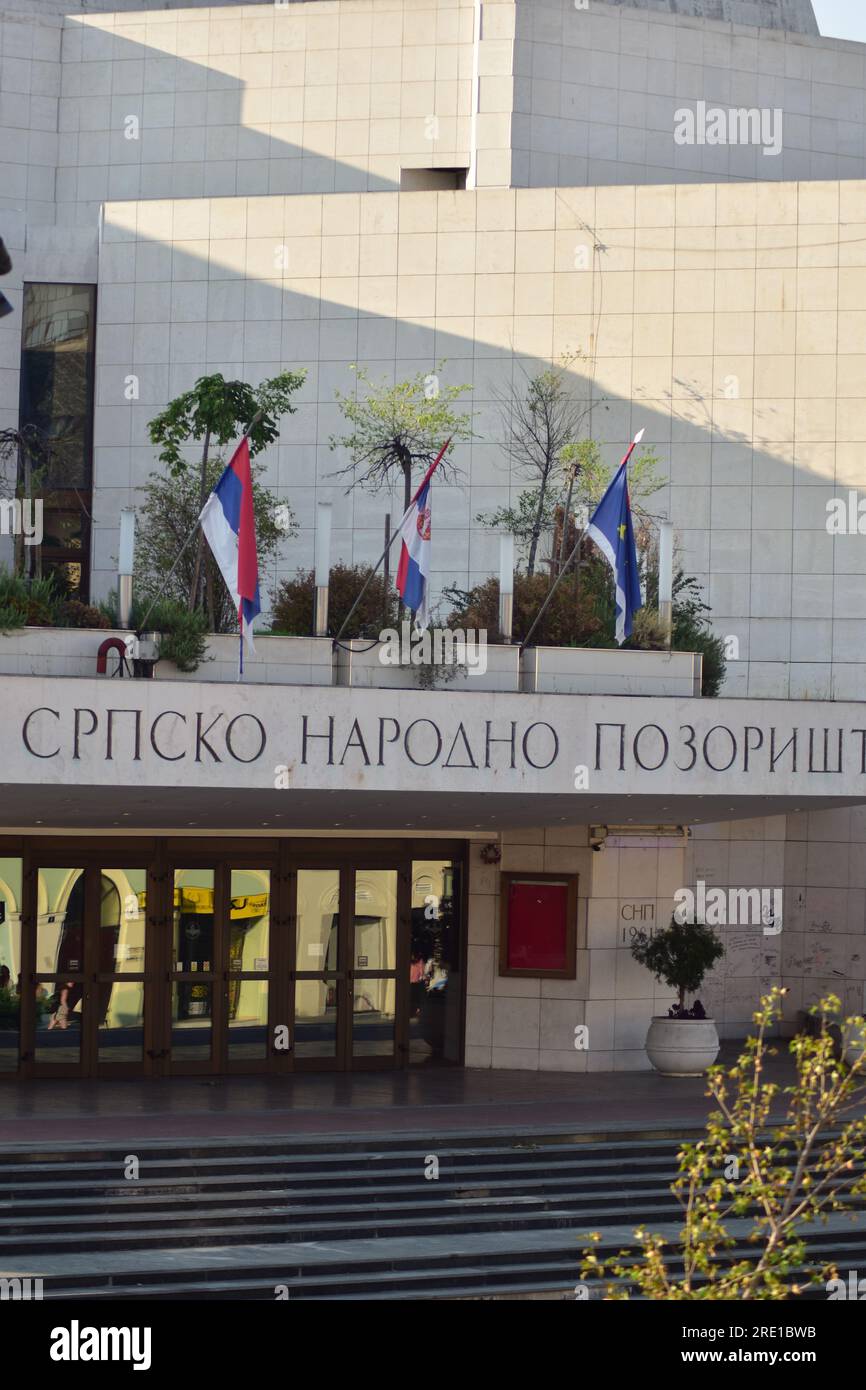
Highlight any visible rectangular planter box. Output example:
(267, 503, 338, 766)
(154, 634, 334, 686)
(0, 627, 335, 685)
(0, 626, 128, 679)
(334, 638, 521, 692)
(519, 645, 702, 697)
(0, 628, 700, 697)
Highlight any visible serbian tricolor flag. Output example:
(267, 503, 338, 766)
(396, 438, 450, 631)
(199, 436, 261, 670)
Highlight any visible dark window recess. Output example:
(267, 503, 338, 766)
(18, 283, 96, 600)
(400, 168, 468, 191)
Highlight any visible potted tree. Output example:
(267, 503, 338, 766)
(630, 916, 724, 1075)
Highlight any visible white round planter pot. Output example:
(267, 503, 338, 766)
(646, 1017, 720, 1076)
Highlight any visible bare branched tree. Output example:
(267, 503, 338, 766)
(480, 359, 602, 576)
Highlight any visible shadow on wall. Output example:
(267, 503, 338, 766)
(91, 183, 866, 705)
(57, 7, 473, 214)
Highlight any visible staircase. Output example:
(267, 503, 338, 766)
(0, 1129, 862, 1299)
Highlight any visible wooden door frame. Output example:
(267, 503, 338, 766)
(0, 836, 469, 1079)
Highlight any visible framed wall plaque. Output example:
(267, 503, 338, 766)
(499, 872, 578, 979)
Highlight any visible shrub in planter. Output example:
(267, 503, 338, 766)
(0, 569, 59, 628)
(55, 600, 111, 630)
(272, 563, 398, 638)
(98, 593, 209, 672)
(442, 569, 606, 646)
(623, 606, 669, 651)
(147, 601, 209, 673)
(631, 916, 725, 1075)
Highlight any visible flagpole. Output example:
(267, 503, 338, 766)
(138, 409, 264, 637)
(333, 438, 451, 643)
(234, 410, 263, 682)
(518, 429, 644, 654)
(332, 504, 410, 644)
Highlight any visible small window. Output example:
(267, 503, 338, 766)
(400, 168, 468, 192)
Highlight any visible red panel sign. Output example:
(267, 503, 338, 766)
(506, 880, 569, 972)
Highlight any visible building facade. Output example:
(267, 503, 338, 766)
(2, 0, 866, 1081)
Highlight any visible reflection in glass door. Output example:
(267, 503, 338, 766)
(170, 869, 216, 1065)
(96, 869, 146, 1065)
(294, 869, 341, 1061)
(409, 860, 463, 1065)
(34, 868, 86, 1069)
(29, 865, 149, 1074)
(226, 869, 271, 1063)
(351, 870, 398, 1061)
(0, 858, 23, 1073)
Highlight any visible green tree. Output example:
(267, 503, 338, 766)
(134, 456, 292, 634)
(565, 438, 665, 525)
(630, 915, 724, 1013)
(582, 990, 866, 1300)
(329, 363, 472, 514)
(475, 486, 561, 572)
(148, 371, 305, 611)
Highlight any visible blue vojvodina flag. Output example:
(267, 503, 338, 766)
(585, 429, 645, 645)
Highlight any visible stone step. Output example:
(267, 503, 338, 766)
(0, 1196, 687, 1255)
(0, 1169, 687, 1215)
(2, 1126, 859, 1299)
(30, 1227, 866, 1302)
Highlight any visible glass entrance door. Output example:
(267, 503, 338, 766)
(29, 865, 149, 1077)
(167, 864, 276, 1074)
(168, 867, 218, 1071)
(294, 867, 343, 1065)
(224, 868, 272, 1068)
(32, 866, 87, 1073)
(12, 844, 465, 1078)
(292, 866, 405, 1070)
(350, 869, 400, 1066)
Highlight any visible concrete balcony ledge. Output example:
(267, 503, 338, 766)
(0, 628, 700, 697)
